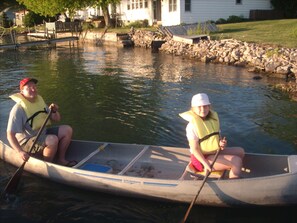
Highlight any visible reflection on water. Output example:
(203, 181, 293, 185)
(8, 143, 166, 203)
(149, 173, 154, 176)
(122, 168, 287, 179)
(0, 42, 297, 222)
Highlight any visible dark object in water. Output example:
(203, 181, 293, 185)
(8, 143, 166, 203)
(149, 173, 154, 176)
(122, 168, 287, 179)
(253, 76, 262, 80)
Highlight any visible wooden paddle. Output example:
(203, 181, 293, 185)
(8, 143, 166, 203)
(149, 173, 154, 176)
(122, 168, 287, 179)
(1, 109, 53, 196)
(181, 148, 221, 223)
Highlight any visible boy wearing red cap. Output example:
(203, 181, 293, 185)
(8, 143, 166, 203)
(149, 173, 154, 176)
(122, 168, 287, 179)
(7, 77, 76, 166)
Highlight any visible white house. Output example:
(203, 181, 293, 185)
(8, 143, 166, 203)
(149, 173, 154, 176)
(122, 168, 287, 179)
(14, 9, 29, 26)
(118, 0, 273, 26)
(72, 7, 101, 21)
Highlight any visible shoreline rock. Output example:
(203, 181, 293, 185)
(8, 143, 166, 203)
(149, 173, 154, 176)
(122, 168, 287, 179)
(129, 30, 297, 100)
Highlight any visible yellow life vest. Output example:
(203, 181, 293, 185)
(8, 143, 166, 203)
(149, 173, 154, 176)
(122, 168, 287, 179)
(179, 110, 220, 154)
(10, 93, 51, 130)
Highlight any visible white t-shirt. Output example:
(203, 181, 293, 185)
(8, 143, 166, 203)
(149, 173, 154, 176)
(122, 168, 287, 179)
(186, 122, 199, 154)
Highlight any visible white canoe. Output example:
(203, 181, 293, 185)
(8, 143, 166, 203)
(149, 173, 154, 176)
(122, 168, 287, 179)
(1, 139, 297, 207)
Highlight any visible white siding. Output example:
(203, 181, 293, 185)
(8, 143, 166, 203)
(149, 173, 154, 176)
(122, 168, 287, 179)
(161, 0, 181, 26)
(120, 0, 154, 25)
(179, 0, 272, 24)
(117, 0, 273, 26)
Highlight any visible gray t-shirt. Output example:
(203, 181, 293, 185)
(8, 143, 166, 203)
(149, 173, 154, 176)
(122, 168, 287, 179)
(7, 103, 46, 145)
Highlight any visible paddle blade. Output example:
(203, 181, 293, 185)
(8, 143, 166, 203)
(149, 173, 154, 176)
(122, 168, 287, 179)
(2, 162, 26, 196)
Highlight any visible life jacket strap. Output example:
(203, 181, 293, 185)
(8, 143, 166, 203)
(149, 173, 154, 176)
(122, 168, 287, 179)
(26, 108, 47, 128)
(199, 131, 220, 144)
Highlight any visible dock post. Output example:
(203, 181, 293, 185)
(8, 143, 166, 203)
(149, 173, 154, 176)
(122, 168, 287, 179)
(10, 29, 16, 45)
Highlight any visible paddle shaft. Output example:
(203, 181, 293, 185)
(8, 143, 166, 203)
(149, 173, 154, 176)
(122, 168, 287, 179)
(2, 109, 53, 196)
(181, 148, 221, 223)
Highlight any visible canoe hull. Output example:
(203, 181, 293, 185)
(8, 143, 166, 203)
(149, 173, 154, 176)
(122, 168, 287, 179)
(1, 140, 297, 207)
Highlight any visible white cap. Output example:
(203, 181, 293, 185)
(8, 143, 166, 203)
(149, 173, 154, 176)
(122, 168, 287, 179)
(191, 93, 211, 107)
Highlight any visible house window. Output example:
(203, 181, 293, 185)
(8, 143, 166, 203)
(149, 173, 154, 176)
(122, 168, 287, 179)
(185, 0, 191, 12)
(128, 0, 148, 10)
(236, 0, 242, 4)
(169, 0, 177, 12)
(131, 0, 134, 9)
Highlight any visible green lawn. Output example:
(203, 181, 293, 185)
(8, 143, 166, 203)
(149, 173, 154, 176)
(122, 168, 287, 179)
(108, 19, 297, 49)
(211, 19, 297, 48)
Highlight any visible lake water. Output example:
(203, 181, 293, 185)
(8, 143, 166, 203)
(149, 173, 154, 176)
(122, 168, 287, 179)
(0, 41, 297, 222)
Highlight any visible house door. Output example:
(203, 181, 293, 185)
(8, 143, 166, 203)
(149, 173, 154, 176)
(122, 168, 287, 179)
(153, 0, 162, 23)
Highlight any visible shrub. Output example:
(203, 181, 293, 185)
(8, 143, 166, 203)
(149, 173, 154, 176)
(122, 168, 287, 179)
(271, 0, 297, 18)
(125, 20, 149, 28)
(216, 18, 227, 24)
(0, 12, 12, 28)
(142, 19, 149, 27)
(227, 15, 245, 23)
(187, 23, 210, 35)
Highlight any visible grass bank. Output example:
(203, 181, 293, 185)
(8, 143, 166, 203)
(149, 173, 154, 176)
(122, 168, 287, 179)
(211, 19, 297, 49)
(108, 19, 297, 49)
(106, 19, 297, 48)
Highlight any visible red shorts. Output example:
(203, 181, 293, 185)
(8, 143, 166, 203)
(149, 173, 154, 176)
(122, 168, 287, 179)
(190, 154, 204, 172)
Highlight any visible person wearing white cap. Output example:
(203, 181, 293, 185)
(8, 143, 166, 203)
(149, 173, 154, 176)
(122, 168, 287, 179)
(180, 93, 244, 179)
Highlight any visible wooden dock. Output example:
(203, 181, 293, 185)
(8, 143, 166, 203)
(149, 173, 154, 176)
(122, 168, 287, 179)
(0, 36, 79, 50)
(172, 35, 209, 44)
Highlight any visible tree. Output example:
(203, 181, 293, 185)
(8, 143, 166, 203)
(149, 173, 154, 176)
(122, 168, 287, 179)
(24, 11, 55, 27)
(17, 0, 121, 27)
(0, 0, 18, 11)
(271, 0, 297, 18)
(16, 0, 93, 18)
(89, 0, 121, 27)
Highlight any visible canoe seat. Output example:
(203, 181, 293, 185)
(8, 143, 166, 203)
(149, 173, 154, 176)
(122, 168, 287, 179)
(186, 162, 225, 179)
(80, 163, 112, 173)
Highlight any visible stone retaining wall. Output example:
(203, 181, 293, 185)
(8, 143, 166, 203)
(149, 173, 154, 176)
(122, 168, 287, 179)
(130, 29, 297, 99)
(130, 30, 297, 79)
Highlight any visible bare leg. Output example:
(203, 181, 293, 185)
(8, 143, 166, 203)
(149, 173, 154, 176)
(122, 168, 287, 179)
(43, 135, 59, 162)
(220, 147, 245, 159)
(207, 147, 244, 178)
(56, 125, 73, 165)
(212, 155, 243, 178)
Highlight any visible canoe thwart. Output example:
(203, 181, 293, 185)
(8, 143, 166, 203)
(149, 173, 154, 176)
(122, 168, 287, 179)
(73, 143, 109, 168)
(118, 145, 150, 175)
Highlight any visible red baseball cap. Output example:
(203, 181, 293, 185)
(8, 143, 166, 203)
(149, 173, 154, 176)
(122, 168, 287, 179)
(20, 77, 38, 90)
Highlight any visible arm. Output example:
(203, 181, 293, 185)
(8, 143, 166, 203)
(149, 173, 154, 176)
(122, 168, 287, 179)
(7, 105, 30, 161)
(7, 131, 30, 161)
(49, 103, 61, 122)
